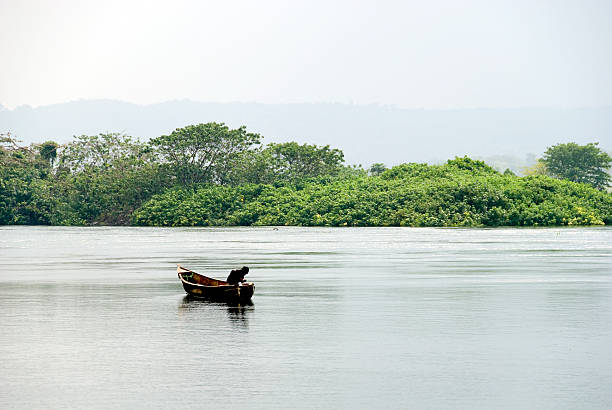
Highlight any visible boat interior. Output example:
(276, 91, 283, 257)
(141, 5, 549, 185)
(179, 268, 229, 286)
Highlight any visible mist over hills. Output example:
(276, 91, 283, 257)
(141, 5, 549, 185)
(1, 100, 610, 170)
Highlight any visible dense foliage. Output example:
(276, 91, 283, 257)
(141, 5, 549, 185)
(1, 132, 174, 224)
(150, 123, 262, 186)
(133, 158, 612, 227)
(2, 126, 611, 227)
(0, 133, 55, 224)
(0, 124, 355, 225)
(221, 141, 349, 185)
(541, 142, 611, 190)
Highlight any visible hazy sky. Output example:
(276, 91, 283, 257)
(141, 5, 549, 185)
(1, 0, 611, 109)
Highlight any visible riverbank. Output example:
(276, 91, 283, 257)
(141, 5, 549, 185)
(133, 159, 612, 227)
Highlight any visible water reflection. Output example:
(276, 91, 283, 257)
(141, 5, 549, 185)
(225, 302, 253, 330)
(178, 295, 253, 329)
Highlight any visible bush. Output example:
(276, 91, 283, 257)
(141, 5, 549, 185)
(133, 160, 612, 227)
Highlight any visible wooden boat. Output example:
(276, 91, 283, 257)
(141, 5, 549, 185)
(177, 264, 254, 302)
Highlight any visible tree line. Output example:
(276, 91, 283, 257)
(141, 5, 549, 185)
(1, 123, 610, 226)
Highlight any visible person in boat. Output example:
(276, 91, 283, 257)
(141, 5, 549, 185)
(227, 266, 249, 285)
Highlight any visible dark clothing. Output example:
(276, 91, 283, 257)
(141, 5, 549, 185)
(227, 266, 249, 285)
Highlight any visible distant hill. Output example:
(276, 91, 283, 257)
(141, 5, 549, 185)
(1, 100, 610, 167)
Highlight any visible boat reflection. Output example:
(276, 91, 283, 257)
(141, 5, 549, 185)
(179, 295, 253, 329)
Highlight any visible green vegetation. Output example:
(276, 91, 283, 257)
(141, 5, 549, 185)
(368, 163, 387, 176)
(541, 142, 611, 190)
(133, 157, 611, 227)
(0, 133, 55, 224)
(150, 122, 261, 186)
(1, 127, 611, 227)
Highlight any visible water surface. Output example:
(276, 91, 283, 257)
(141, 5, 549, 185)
(1, 227, 611, 409)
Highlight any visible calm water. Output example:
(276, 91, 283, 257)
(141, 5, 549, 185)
(1, 226, 611, 409)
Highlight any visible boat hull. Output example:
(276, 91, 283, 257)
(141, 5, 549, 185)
(181, 281, 254, 302)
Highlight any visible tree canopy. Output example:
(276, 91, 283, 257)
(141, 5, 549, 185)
(150, 123, 261, 186)
(0, 133, 55, 224)
(38, 141, 59, 167)
(133, 161, 612, 227)
(541, 142, 611, 190)
(1, 126, 611, 227)
(368, 163, 387, 176)
(221, 141, 347, 185)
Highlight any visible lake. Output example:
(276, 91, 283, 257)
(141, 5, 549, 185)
(1, 226, 611, 409)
